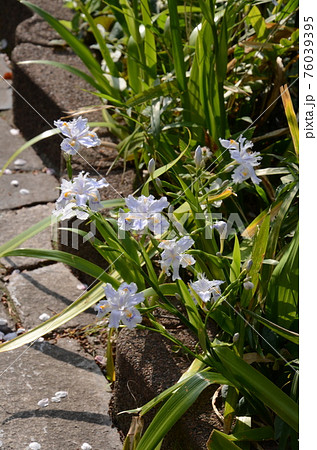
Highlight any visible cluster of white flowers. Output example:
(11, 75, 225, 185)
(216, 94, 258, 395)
(53, 171, 108, 220)
(54, 116, 100, 155)
(52, 118, 266, 330)
(219, 136, 261, 185)
(118, 194, 169, 235)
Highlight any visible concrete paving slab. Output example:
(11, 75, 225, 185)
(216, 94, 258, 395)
(0, 172, 58, 210)
(0, 117, 45, 171)
(0, 337, 122, 449)
(0, 203, 55, 270)
(6, 263, 97, 331)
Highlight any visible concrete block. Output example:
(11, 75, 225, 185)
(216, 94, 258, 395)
(0, 172, 58, 210)
(0, 203, 55, 270)
(0, 337, 121, 449)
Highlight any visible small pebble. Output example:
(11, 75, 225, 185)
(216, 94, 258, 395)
(37, 337, 44, 343)
(17, 327, 26, 335)
(14, 158, 26, 167)
(37, 398, 49, 408)
(46, 168, 55, 175)
(3, 169, 12, 174)
(39, 313, 50, 321)
(9, 128, 20, 136)
(50, 396, 61, 403)
(10, 180, 19, 187)
(12, 269, 20, 275)
(0, 318, 8, 327)
(19, 188, 30, 195)
(29, 442, 41, 450)
(77, 283, 88, 290)
(4, 332, 17, 341)
(0, 332, 4, 341)
(81, 444, 92, 450)
(0, 440, 3, 448)
(54, 391, 68, 399)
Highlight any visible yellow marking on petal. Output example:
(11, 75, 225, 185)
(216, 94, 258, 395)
(230, 139, 237, 144)
(125, 311, 133, 318)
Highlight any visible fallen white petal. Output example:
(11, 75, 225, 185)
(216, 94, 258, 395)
(3, 169, 12, 174)
(10, 180, 19, 187)
(29, 442, 41, 449)
(55, 391, 68, 398)
(37, 398, 49, 407)
(50, 396, 61, 403)
(39, 313, 50, 321)
(19, 188, 30, 195)
(10, 128, 20, 136)
(14, 158, 27, 166)
(81, 444, 92, 450)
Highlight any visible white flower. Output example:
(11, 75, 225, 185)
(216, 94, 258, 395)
(54, 116, 101, 155)
(94, 282, 144, 329)
(118, 195, 169, 235)
(158, 236, 196, 281)
(219, 135, 261, 185)
(190, 273, 224, 303)
(194, 145, 212, 168)
(212, 220, 228, 239)
(53, 172, 108, 220)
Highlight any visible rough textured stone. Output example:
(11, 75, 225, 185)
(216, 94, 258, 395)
(0, 172, 58, 210)
(15, 15, 63, 47)
(6, 263, 97, 331)
(0, 203, 55, 270)
(0, 117, 44, 171)
(111, 326, 220, 449)
(0, 337, 121, 449)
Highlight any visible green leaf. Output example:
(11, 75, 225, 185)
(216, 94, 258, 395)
(136, 371, 230, 450)
(2, 248, 117, 285)
(245, 311, 299, 345)
(177, 279, 207, 351)
(141, 139, 190, 196)
(78, 0, 119, 77)
(211, 346, 299, 431)
(246, 6, 267, 41)
(230, 235, 241, 282)
(207, 430, 241, 449)
(126, 81, 178, 107)
(241, 214, 270, 307)
(266, 227, 299, 328)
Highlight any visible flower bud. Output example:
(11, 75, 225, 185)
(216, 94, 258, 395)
(224, 164, 235, 173)
(194, 145, 203, 168)
(243, 259, 253, 272)
(233, 332, 240, 343)
(148, 158, 155, 177)
(243, 280, 254, 290)
(155, 178, 162, 189)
